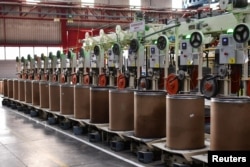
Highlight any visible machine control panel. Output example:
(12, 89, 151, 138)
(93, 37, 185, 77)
(149, 45, 164, 68)
(90, 53, 98, 68)
(180, 39, 197, 65)
(27, 59, 34, 70)
(84, 51, 91, 68)
(77, 48, 85, 68)
(33, 55, 41, 69)
(107, 48, 119, 68)
(56, 51, 67, 69)
(56, 56, 66, 69)
(41, 60, 44, 69)
(48, 59, 51, 68)
(48, 58, 56, 69)
(77, 57, 84, 68)
(219, 34, 245, 64)
(127, 49, 137, 67)
(66, 58, 70, 68)
(56, 59, 61, 68)
(34, 60, 41, 69)
(20, 57, 26, 71)
(90, 45, 104, 68)
(34, 60, 38, 69)
(40, 54, 47, 69)
(90, 49, 104, 68)
(67, 51, 77, 69)
(127, 39, 144, 67)
(41, 59, 48, 69)
(48, 53, 56, 69)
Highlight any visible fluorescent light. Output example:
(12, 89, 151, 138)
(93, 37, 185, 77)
(26, 0, 40, 4)
(54, 18, 60, 22)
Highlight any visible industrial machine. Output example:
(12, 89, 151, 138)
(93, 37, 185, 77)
(89, 44, 105, 86)
(3, 2, 250, 167)
(106, 43, 123, 87)
(146, 35, 170, 90)
(75, 48, 86, 84)
(81, 48, 91, 85)
(40, 53, 49, 81)
(47, 52, 57, 82)
(83, 26, 133, 88)
(16, 56, 27, 79)
(166, 31, 204, 94)
(55, 51, 67, 83)
(26, 54, 35, 80)
(15, 57, 21, 79)
(126, 39, 144, 89)
(200, 23, 250, 98)
(66, 50, 77, 84)
(33, 54, 41, 80)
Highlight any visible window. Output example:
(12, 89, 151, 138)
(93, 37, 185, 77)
(0, 46, 62, 60)
(26, 0, 40, 4)
(48, 47, 62, 56)
(172, 0, 183, 8)
(0, 47, 5, 60)
(130, 0, 141, 9)
(20, 47, 34, 59)
(5, 47, 19, 60)
(34, 47, 47, 57)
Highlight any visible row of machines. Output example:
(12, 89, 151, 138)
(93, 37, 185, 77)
(2, 1, 250, 166)
(200, 24, 250, 98)
(2, 30, 207, 167)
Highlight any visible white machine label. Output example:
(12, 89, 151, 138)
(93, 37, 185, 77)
(130, 21, 145, 32)
(41, 61, 44, 68)
(48, 60, 52, 68)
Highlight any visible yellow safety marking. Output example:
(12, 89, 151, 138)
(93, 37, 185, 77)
(228, 58, 235, 64)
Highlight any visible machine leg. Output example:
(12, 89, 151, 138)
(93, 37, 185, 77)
(73, 126, 84, 135)
(47, 117, 58, 125)
(30, 109, 39, 117)
(110, 141, 125, 151)
(137, 151, 154, 163)
(89, 131, 101, 142)
(60, 120, 71, 130)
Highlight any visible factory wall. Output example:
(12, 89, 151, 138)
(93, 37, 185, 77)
(0, 60, 17, 79)
(67, 30, 86, 52)
(94, 0, 172, 8)
(143, 0, 172, 8)
(38, 0, 173, 7)
(0, 19, 61, 45)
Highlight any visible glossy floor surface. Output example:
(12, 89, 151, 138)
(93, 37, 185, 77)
(0, 99, 137, 167)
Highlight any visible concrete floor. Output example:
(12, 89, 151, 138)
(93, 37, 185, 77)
(0, 99, 138, 167)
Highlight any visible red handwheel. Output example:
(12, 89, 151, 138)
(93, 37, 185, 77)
(29, 74, 33, 80)
(61, 74, 65, 83)
(53, 74, 57, 82)
(166, 73, 179, 95)
(98, 74, 107, 86)
(117, 74, 126, 89)
(36, 74, 41, 80)
(44, 74, 49, 81)
(72, 74, 77, 84)
(83, 75, 90, 85)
